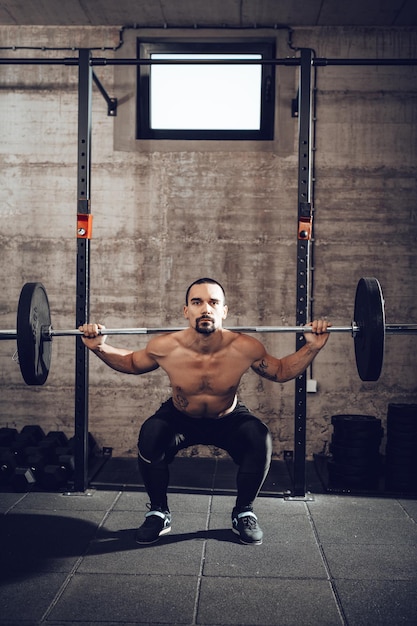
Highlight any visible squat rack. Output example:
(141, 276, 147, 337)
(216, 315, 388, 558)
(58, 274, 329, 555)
(1, 50, 416, 495)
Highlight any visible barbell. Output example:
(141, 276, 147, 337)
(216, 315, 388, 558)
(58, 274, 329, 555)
(0, 277, 416, 386)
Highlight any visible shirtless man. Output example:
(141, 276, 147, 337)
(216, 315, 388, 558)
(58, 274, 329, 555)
(80, 277, 330, 545)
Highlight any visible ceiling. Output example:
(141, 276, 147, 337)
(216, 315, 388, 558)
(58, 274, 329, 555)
(0, 0, 416, 28)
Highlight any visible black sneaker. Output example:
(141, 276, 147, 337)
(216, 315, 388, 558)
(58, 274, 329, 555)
(232, 508, 263, 545)
(135, 509, 171, 544)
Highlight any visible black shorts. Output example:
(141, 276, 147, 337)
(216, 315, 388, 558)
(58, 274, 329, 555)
(138, 398, 271, 465)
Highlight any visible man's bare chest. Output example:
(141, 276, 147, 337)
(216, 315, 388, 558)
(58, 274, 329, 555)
(159, 350, 248, 393)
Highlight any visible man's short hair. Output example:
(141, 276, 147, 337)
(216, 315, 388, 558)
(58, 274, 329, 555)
(185, 278, 226, 305)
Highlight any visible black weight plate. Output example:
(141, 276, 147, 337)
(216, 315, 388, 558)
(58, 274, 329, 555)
(354, 277, 385, 381)
(385, 461, 417, 475)
(17, 283, 52, 385)
(327, 461, 380, 489)
(330, 453, 382, 471)
(387, 433, 417, 448)
(330, 443, 381, 464)
(387, 404, 417, 433)
(332, 425, 384, 437)
(387, 403, 417, 419)
(386, 441, 417, 457)
(385, 481, 415, 493)
(385, 469, 417, 483)
(385, 454, 416, 468)
(331, 414, 381, 429)
(332, 426, 384, 440)
(332, 458, 380, 473)
(331, 415, 383, 445)
(387, 419, 417, 435)
(331, 436, 383, 452)
(331, 414, 377, 423)
(329, 442, 375, 456)
(385, 473, 415, 487)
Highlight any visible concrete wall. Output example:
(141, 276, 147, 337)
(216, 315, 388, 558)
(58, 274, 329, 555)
(0, 25, 416, 460)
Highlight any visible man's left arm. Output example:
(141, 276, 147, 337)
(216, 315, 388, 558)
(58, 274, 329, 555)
(251, 319, 330, 383)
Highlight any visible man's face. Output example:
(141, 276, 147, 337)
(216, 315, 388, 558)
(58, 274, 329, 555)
(184, 283, 228, 334)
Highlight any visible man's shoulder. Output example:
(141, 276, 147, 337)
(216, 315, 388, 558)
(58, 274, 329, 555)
(226, 330, 265, 358)
(150, 329, 188, 344)
(146, 330, 186, 356)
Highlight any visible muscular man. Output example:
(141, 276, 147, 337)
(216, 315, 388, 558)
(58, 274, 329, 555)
(80, 278, 330, 545)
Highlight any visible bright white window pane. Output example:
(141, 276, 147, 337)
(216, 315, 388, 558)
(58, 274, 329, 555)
(150, 54, 262, 130)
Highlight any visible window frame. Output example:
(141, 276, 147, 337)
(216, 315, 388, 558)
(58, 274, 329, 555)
(136, 39, 276, 141)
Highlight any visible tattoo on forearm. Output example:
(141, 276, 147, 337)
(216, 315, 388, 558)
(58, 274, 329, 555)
(253, 359, 278, 382)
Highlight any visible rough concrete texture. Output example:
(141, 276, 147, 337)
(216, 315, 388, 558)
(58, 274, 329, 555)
(0, 26, 416, 458)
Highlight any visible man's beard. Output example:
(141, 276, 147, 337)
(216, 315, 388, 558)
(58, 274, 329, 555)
(195, 316, 216, 334)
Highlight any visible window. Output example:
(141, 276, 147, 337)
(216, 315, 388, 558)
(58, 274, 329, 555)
(136, 40, 275, 140)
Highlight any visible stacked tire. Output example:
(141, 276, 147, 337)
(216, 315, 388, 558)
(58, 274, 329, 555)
(328, 414, 383, 490)
(385, 403, 417, 494)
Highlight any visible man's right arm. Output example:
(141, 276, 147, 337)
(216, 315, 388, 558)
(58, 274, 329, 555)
(79, 323, 159, 375)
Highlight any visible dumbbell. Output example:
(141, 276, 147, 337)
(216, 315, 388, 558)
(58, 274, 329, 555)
(41, 432, 98, 491)
(10, 425, 46, 463)
(0, 447, 17, 485)
(8, 427, 68, 491)
(40, 432, 76, 490)
(0, 427, 18, 447)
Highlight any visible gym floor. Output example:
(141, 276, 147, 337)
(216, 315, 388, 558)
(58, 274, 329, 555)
(1, 458, 416, 626)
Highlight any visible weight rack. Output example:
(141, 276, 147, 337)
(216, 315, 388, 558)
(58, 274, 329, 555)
(1, 49, 416, 495)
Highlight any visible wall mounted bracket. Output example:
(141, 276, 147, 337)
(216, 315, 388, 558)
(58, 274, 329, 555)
(93, 71, 117, 116)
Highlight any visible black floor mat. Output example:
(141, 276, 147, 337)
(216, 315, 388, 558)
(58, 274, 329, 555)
(91, 455, 417, 499)
(90, 456, 324, 496)
(314, 453, 417, 498)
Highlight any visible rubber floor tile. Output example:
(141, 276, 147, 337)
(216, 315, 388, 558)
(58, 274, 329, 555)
(311, 514, 417, 545)
(197, 577, 342, 626)
(322, 542, 417, 581)
(78, 511, 207, 575)
(204, 538, 327, 579)
(12, 490, 119, 511)
(335, 579, 417, 625)
(47, 572, 197, 624)
(0, 573, 68, 622)
(0, 510, 104, 580)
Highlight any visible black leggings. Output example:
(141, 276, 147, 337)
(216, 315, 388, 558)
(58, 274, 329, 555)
(137, 399, 272, 511)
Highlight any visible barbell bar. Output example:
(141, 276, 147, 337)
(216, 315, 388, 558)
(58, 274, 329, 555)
(44, 323, 416, 337)
(0, 277, 416, 386)
(1, 324, 415, 338)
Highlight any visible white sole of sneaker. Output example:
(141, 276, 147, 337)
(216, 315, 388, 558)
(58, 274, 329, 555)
(232, 527, 263, 545)
(135, 525, 172, 545)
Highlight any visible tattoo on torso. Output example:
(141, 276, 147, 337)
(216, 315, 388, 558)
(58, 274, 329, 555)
(175, 390, 189, 409)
